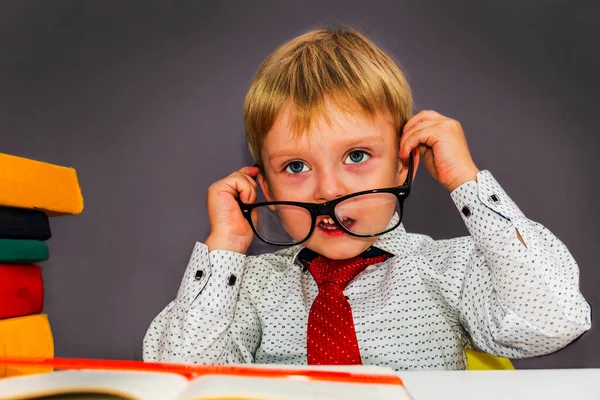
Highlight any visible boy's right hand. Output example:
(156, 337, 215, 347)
(204, 166, 260, 254)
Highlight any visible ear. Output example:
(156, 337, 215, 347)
(257, 172, 277, 211)
(257, 172, 272, 201)
(396, 148, 420, 186)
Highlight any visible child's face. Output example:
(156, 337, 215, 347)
(258, 101, 410, 260)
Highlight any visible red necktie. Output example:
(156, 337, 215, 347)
(306, 253, 390, 365)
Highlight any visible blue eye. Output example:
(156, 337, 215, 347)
(285, 161, 309, 174)
(345, 151, 370, 164)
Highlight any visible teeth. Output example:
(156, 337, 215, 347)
(318, 216, 354, 230)
(320, 217, 350, 224)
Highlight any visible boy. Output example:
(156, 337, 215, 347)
(143, 27, 591, 370)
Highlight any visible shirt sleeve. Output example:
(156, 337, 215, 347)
(431, 170, 591, 358)
(142, 242, 261, 364)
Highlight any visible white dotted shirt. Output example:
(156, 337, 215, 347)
(143, 171, 591, 370)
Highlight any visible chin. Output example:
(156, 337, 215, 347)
(304, 234, 377, 260)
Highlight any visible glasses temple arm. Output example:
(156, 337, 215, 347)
(404, 152, 414, 187)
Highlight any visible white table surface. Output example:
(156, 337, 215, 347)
(398, 369, 600, 400)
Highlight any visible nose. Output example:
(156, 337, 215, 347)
(313, 169, 348, 203)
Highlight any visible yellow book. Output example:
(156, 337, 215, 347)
(465, 349, 514, 370)
(0, 314, 54, 377)
(0, 153, 83, 215)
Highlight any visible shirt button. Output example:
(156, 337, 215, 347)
(461, 206, 471, 217)
(227, 274, 237, 286)
(194, 270, 204, 280)
(489, 194, 500, 203)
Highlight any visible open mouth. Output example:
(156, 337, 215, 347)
(317, 217, 355, 231)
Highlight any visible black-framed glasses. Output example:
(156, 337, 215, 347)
(238, 154, 414, 246)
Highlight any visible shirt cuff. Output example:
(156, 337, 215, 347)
(450, 170, 529, 242)
(176, 242, 246, 308)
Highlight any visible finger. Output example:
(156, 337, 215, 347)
(400, 127, 441, 161)
(237, 178, 257, 203)
(403, 110, 444, 134)
(245, 185, 257, 204)
(241, 173, 258, 194)
(403, 110, 443, 133)
(232, 171, 258, 189)
(221, 175, 257, 203)
(401, 119, 440, 148)
(238, 166, 260, 178)
(400, 120, 441, 159)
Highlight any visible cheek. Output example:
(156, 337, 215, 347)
(278, 206, 313, 240)
(345, 161, 399, 190)
(269, 176, 316, 201)
(380, 158, 402, 187)
(335, 192, 398, 233)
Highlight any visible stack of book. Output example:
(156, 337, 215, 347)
(0, 153, 83, 377)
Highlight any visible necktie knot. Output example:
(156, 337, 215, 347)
(308, 256, 371, 290)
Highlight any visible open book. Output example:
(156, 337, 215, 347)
(0, 357, 413, 400)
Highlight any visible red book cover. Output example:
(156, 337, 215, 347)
(0, 356, 405, 385)
(0, 264, 43, 320)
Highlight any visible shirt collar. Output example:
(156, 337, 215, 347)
(290, 213, 412, 265)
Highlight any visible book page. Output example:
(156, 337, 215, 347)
(0, 370, 189, 400)
(178, 375, 412, 400)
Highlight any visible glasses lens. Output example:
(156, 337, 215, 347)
(333, 192, 400, 236)
(251, 204, 312, 245)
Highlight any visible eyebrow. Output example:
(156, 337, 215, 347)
(342, 135, 385, 148)
(268, 135, 385, 162)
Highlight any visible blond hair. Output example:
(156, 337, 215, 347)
(243, 26, 413, 167)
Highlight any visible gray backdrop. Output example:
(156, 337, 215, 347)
(1, 0, 598, 369)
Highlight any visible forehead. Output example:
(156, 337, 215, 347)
(264, 101, 395, 154)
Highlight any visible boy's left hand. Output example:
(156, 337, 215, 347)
(400, 110, 480, 192)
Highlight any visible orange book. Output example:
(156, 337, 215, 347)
(0, 153, 83, 215)
(0, 314, 54, 377)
